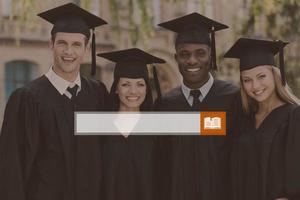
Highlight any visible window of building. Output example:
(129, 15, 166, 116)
(5, 60, 37, 100)
(1, 0, 12, 17)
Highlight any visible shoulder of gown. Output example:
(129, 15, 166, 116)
(162, 87, 182, 101)
(81, 76, 109, 108)
(212, 79, 239, 96)
(286, 105, 300, 198)
(81, 76, 108, 92)
(0, 80, 42, 199)
(154, 86, 183, 111)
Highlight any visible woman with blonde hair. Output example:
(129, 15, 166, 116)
(225, 38, 300, 200)
(240, 64, 300, 114)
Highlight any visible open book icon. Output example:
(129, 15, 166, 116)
(204, 117, 221, 129)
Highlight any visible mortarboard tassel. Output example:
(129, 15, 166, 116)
(152, 65, 162, 104)
(278, 40, 286, 86)
(91, 28, 96, 76)
(211, 26, 217, 70)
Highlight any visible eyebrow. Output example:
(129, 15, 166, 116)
(56, 40, 67, 43)
(256, 72, 265, 76)
(242, 76, 251, 79)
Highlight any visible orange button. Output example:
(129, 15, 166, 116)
(200, 112, 226, 135)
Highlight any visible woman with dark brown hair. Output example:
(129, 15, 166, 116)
(97, 48, 165, 200)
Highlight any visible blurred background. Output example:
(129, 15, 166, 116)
(0, 0, 299, 124)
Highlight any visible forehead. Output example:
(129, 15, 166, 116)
(176, 43, 210, 52)
(54, 32, 86, 42)
(119, 77, 146, 82)
(241, 65, 273, 77)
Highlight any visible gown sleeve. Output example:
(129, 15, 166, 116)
(0, 88, 40, 200)
(286, 106, 300, 199)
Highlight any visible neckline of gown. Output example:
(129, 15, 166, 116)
(252, 103, 290, 131)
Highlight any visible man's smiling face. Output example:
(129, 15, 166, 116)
(175, 43, 211, 89)
(50, 32, 88, 80)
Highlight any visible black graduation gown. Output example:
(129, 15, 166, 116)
(155, 79, 239, 200)
(231, 103, 300, 200)
(0, 75, 108, 200)
(101, 127, 159, 200)
(286, 106, 300, 199)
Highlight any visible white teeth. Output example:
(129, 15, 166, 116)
(127, 97, 139, 101)
(62, 57, 75, 61)
(254, 90, 264, 95)
(187, 68, 200, 72)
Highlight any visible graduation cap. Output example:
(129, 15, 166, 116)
(97, 48, 165, 79)
(158, 12, 229, 70)
(224, 38, 289, 85)
(97, 48, 166, 100)
(38, 3, 108, 75)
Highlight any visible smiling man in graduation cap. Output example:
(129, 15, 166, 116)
(0, 3, 108, 200)
(155, 13, 239, 200)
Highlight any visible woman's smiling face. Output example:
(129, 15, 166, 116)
(241, 65, 276, 103)
(116, 77, 147, 111)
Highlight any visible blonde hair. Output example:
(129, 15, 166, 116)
(240, 65, 300, 114)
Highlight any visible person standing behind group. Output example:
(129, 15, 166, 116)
(155, 13, 239, 200)
(225, 38, 300, 200)
(97, 48, 166, 200)
(0, 3, 108, 200)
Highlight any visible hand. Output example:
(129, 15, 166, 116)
(274, 198, 288, 200)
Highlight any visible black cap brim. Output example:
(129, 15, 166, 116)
(224, 38, 288, 59)
(224, 37, 289, 85)
(97, 48, 166, 64)
(97, 48, 166, 79)
(38, 3, 107, 29)
(158, 12, 228, 34)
